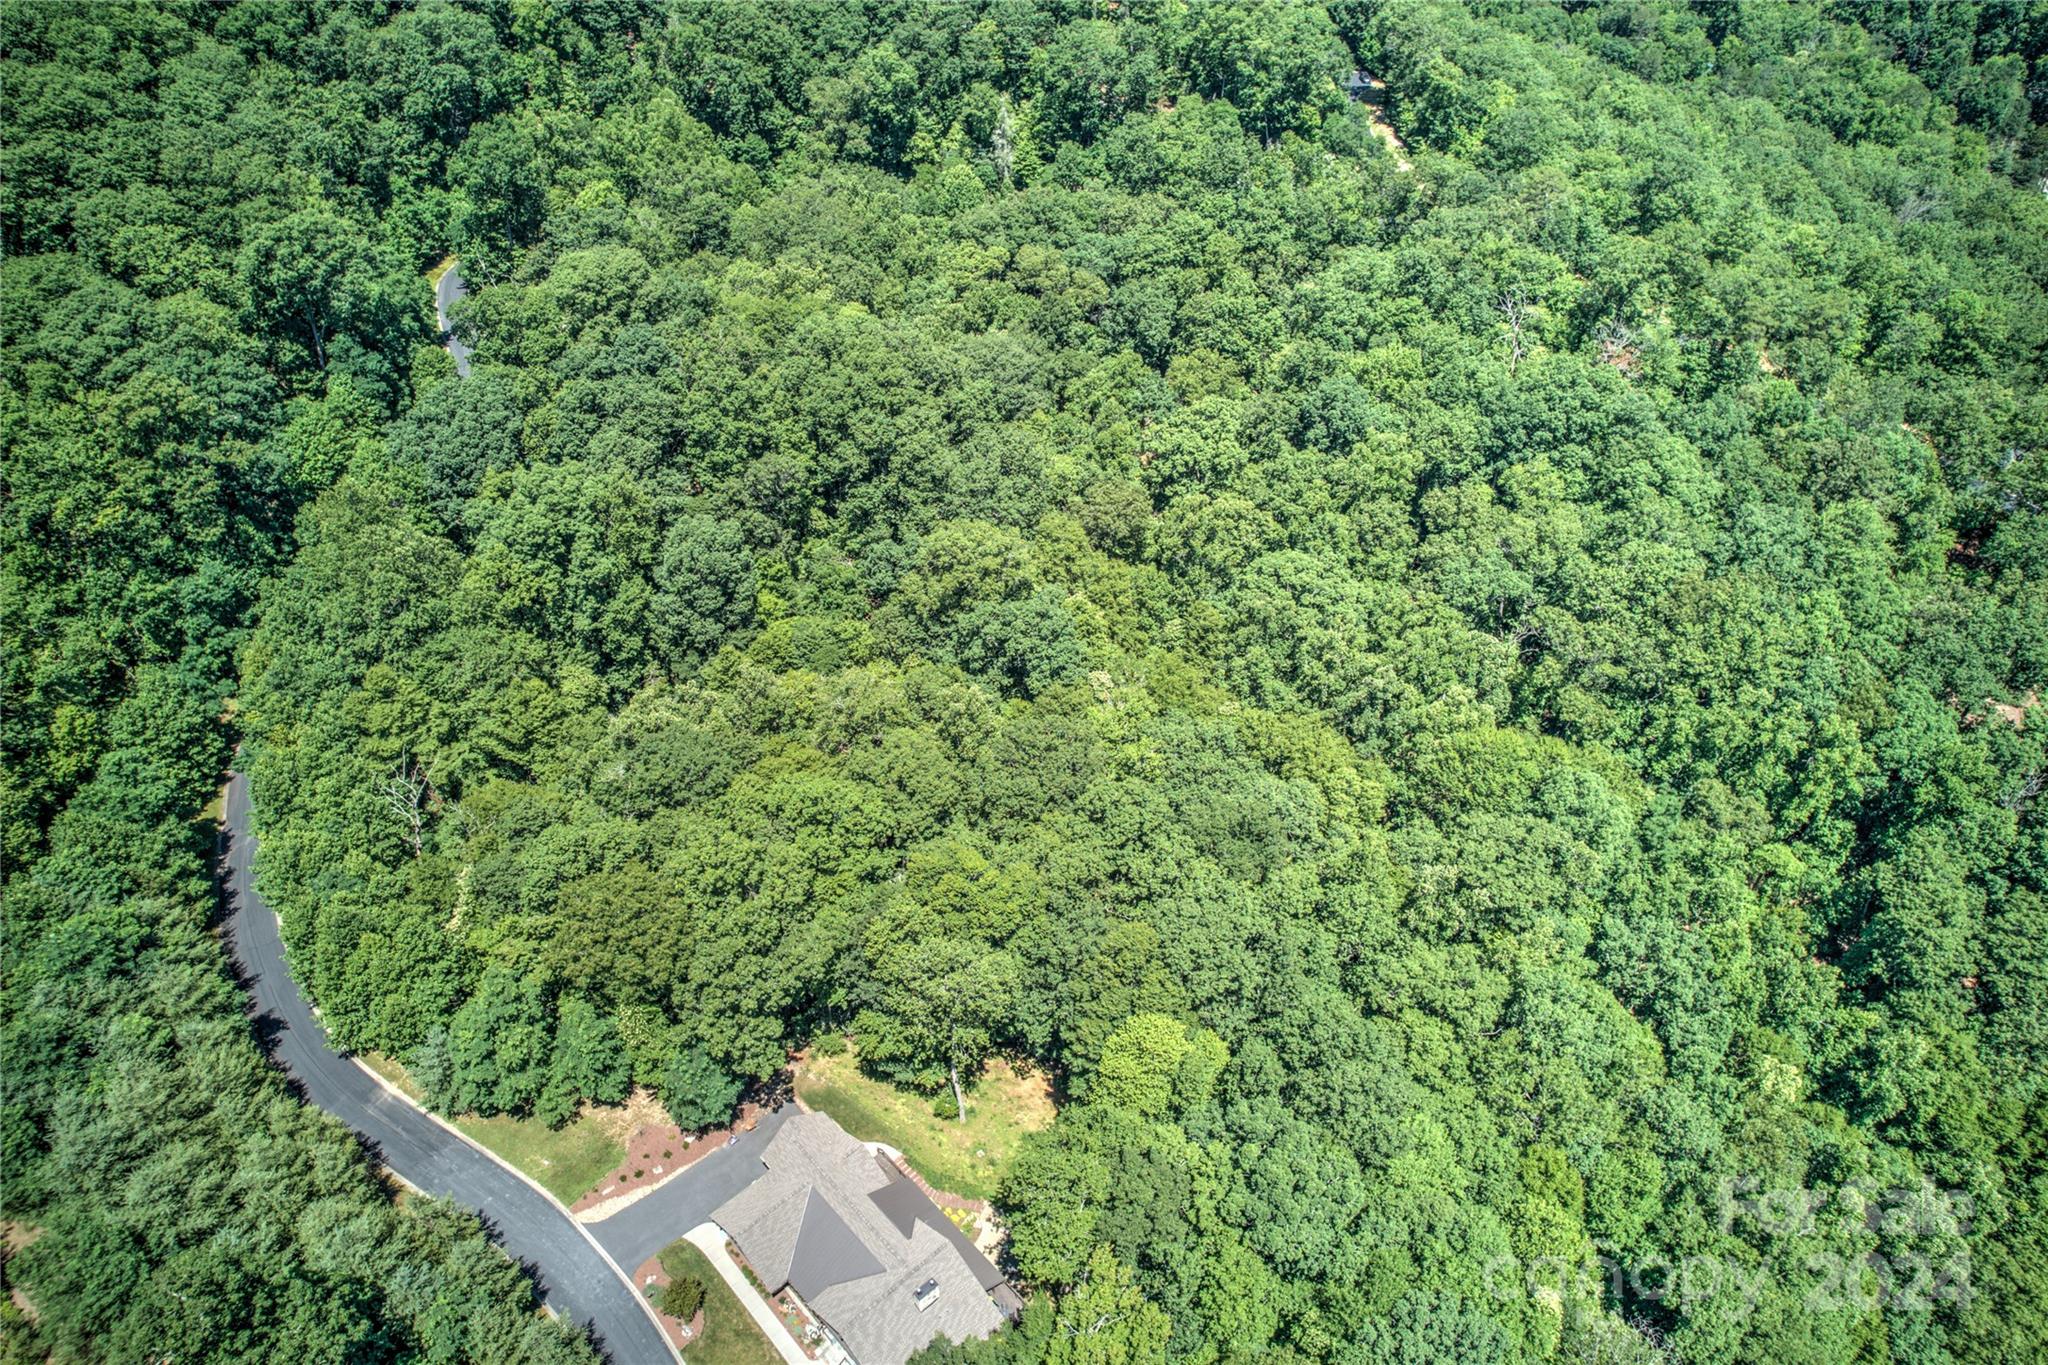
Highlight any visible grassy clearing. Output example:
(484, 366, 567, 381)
(452, 1112, 622, 1205)
(357, 1052, 625, 1205)
(426, 254, 457, 287)
(359, 1051, 424, 1100)
(792, 1047, 1054, 1202)
(655, 1240, 781, 1365)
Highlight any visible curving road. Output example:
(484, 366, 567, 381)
(436, 260, 472, 376)
(219, 771, 674, 1363)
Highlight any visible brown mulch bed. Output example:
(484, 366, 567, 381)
(570, 1102, 769, 1214)
(632, 1251, 707, 1352)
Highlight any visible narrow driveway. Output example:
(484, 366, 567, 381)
(587, 1108, 790, 1271)
(219, 772, 673, 1363)
(435, 260, 472, 376)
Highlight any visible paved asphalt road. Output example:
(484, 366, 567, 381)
(435, 261, 472, 376)
(220, 771, 673, 1363)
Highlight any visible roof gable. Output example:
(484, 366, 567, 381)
(712, 1113, 1007, 1365)
(788, 1187, 888, 1299)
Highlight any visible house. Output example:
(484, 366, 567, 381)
(711, 1112, 1019, 1365)
(1346, 68, 1393, 99)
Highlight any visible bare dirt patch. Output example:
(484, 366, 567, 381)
(4, 1221, 43, 1324)
(1988, 690, 2039, 729)
(584, 1086, 672, 1146)
(570, 1094, 771, 1216)
(1347, 70, 1412, 172)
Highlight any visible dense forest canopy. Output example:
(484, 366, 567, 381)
(4, 1, 2047, 1363)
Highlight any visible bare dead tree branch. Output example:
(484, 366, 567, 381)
(1498, 287, 1533, 376)
(381, 759, 430, 858)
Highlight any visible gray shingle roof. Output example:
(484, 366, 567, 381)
(789, 1188, 887, 1299)
(713, 1112, 1007, 1365)
(865, 1159, 1007, 1294)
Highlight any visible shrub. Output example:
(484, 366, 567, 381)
(661, 1275, 706, 1322)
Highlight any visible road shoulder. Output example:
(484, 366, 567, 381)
(349, 1054, 681, 1363)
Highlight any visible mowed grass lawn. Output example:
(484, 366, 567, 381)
(655, 1240, 781, 1365)
(793, 1047, 1054, 1202)
(451, 1112, 622, 1205)
(358, 1052, 624, 1205)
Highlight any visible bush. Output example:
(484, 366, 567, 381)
(661, 1274, 706, 1322)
